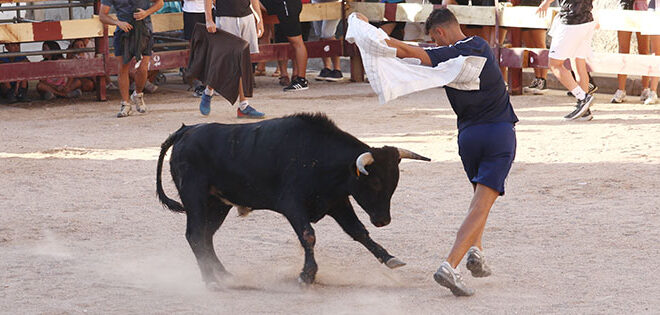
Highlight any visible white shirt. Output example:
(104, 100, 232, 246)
(183, 0, 205, 13)
(345, 13, 486, 104)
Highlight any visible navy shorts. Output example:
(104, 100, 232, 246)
(458, 122, 516, 195)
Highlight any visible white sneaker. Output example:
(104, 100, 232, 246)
(643, 91, 657, 105)
(611, 89, 626, 103)
(116, 101, 132, 118)
(640, 88, 651, 102)
(131, 91, 147, 113)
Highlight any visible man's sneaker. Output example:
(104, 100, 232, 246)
(192, 84, 205, 98)
(283, 77, 309, 92)
(199, 93, 212, 115)
(640, 88, 651, 102)
(116, 101, 132, 118)
(523, 77, 541, 94)
(466, 247, 492, 278)
(315, 68, 332, 81)
(564, 94, 594, 120)
(433, 262, 475, 297)
(131, 91, 147, 113)
(237, 105, 265, 119)
(325, 69, 344, 82)
(575, 109, 593, 121)
(144, 81, 158, 94)
(532, 78, 547, 95)
(66, 88, 82, 98)
(42, 91, 56, 101)
(644, 91, 658, 105)
(611, 89, 626, 103)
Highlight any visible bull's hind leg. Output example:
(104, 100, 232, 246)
(331, 202, 406, 269)
(180, 180, 230, 289)
(204, 196, 232, 278)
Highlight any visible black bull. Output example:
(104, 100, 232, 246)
(156, 113, 430, 287)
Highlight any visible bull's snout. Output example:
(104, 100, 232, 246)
(371, 217, 391, 227)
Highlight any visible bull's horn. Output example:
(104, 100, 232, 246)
(356, 152, 374, 175)
(397, 148, 431, 161)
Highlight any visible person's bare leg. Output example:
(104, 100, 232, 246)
(134, 56, 151, 94)
(321, 56, 331, 70)
(529, 29, 548, 79)
(445, 184, 500, 268)
(637, 33, 651, 89)
(574, 58, 589, 92)
(617, 31, 632, 91)
(549, 58, 579, 91)
(288, 35, 307, 78)
(238, 80, 246, 102)
(118, 58, 131, 103)
(37, 81, 67, 97)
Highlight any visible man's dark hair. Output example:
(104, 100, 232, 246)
(424, 8, 459, 35)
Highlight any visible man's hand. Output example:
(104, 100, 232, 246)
(134, 8, 149, 21)
(116, 20, 133, 32)
(536, 0, 551, 17)
(355, 12, 368, 22)
(206, 20, 217, 33)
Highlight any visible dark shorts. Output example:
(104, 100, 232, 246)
(183, 12, 206, 40)
(458, 122, 516, 195)
(263, 0, 303, 37)
(113, 29, 154, 60)
(275, 21, 311, 43)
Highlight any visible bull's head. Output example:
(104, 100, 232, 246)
(348, 146, 430, 227)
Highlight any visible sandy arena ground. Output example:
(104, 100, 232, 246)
(1, 75, 660, 314)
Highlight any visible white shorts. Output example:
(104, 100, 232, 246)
(548, 20, 596, 60)
(216, 15, 259, 54)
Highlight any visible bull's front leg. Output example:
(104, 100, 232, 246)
(285, 213, 318, 284)
(331, 206, 406, 269)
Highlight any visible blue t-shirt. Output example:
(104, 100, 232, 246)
(425, 36, 518, 132)
(0, 56, 28, 63)
(101, 0, 153, 33)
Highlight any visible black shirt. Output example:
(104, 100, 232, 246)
(425, 36, 519, 132)
(216, 0, 253, 17)
(558, 0, 593, 25)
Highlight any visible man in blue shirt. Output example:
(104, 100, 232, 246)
(0, 43, 29, 103)
(99, 0, 163, 118)
(357, 9, 518, 296)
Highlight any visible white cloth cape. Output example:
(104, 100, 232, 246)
(345, 13, 487, 104)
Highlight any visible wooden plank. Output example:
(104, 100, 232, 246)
(596, 9, 660, 33)
(0, 58, 105, 82)
(59, 17, 104, 40)
(499, 6, 554, 29)
(0, 22, 33, 43)
(348, 3, 495, 25)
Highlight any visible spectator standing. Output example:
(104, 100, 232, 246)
(99, 0, 164, 118)
(198, 0, 267, 117)
(183, 0, 207, 97)
(519, 0, 549, 94)
(312, 0, 343, 81)
(262, 0, 310, 91)
(611, 0, 651, 103)
(644, 0, 659, 104)
(0, 43, 29, 103)
(537, 0, 596, 121)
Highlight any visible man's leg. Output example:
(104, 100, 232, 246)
(118, 58, 131, 104)
(236, 80, 265, 119)
(445, 184, 500, 268)
(130, 56, 150, 113)
(288, 35, 307, 79)
(548, 58, 580, 92)
(645, 35, 660, 105)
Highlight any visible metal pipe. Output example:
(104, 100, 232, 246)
(0, 48, 95, 58)
(152, 42, 189, 48)
(0, 2, 92, 12)
(152, 34, 187, 42)
(68, 0, 73, 20)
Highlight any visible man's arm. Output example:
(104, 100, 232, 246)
(205, 0, 216, 33)
(250, 0, 264, 38)
(98, 4, 133, 32)
(134, 0, 164, 21)
(536, 0, 555, 17)
(384, 37, 433, 66)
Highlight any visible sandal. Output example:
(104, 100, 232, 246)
(255, 68, 266, 76)
(271, 68, 281, 77)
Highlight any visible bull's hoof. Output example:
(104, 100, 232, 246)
(385, 257, 406, 269)
(205, 281, 223, 291)
(297, 273, 315, 286)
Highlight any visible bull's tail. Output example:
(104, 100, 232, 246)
(156, 124, 193, 213)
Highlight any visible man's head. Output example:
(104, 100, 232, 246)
(424, 8, 462, 46)
(4, 43, 20, 53)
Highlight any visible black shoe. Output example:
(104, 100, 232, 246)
(283, 77, 309, 92)
(325, 69, 343, 82)
(587, 83, 598, 95)
(575, 109, 593, 121)
(564, 94, 594, 120)
(6, 92, 18, 104)
(315, 68, 331, 81)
